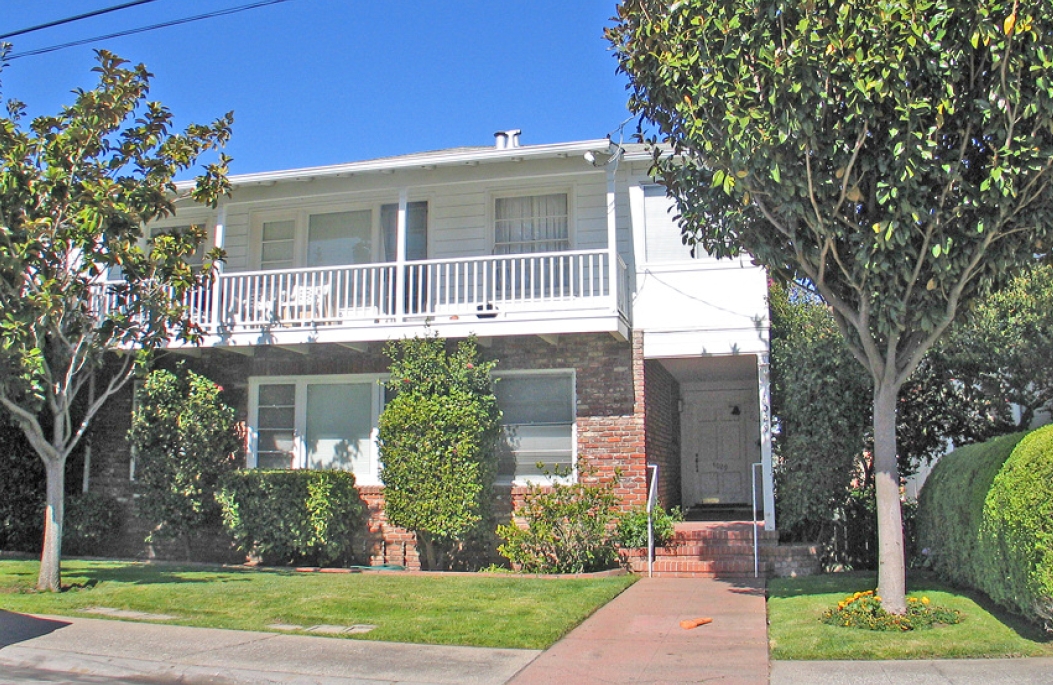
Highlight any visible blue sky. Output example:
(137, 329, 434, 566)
(1, 1, 633, 176)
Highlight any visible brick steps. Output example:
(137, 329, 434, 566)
(619, 521, 819, 579)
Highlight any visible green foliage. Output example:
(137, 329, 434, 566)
(0, 50, 232, 589)
(217, 470, 364, 567)
(63, 492, 124, 557)
(497, 468, 620, 573)
(979, 425, 1053, 626)
(378, 335, 501, 570)
(129, 365, 239, 554)
(610, 0, 1053, 610)
(941, 263, 1053, 428)
(614, 505, 682, 548)
(0, 415, 44, 551)
(821, 590, 960, 631)
(916, 432, 1026, 587)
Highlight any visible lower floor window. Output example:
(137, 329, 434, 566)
(493, 371, 575, 484)
(249, 374, 384, 483)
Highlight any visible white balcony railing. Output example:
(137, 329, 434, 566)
(94, 249, 630, 339)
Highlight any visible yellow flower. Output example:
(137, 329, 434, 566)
(908, 597, 918, 603)
(874, 596, 881, 602)
(853, 592, 862, 599)
(922, 597, 930, 605)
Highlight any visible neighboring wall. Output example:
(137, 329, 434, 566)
(643, 359, 681, 510)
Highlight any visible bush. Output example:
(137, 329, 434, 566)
(614, 505, 682, 548)
(497, 468, 620, 574)
(217, 470, 365, 567)
(979, 425, 1053, 627)
(129, 365, 240, 557)
(0, 417, 45, 552)
(378, 335, 501, 570)
(63, 492, 123, 556)
(916, 432, 1026, 587)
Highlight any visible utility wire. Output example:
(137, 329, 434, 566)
(1, 0, 166, 40)
(6, 0, 298, 60)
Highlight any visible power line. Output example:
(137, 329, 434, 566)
(0, 0, 166, 41)
(5, 0, 299, 60)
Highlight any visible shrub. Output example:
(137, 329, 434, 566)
(0, 416, 45, 552)
(129, 365, 240, 557)
(378, 335, 501, 570)
(979, 425, 1053, 627)
(821, 590, 960, 631)
(217, 469, 364, 567)
(614, 505, 682, 548)
(63, 492, 123, 556)
(916, 432, 1026, 587)
(497, 468, 620, 574)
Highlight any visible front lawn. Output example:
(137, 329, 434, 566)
(0, 560, 635, 650)
(768, 571, 1053, 660)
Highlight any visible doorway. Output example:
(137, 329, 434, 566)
(680, 387, 758, 509)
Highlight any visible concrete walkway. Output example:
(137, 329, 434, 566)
(508, 577, 770, 685)
(0, 610, 538, 685)
(771, 658, 1053, 684)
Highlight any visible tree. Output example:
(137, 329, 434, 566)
(128, 365, 239, 558)
(378, 335, 501, 570)
(0, 50, 232, 590)
(608, 0, 1053, 611)
(939, 262, 1053, 429)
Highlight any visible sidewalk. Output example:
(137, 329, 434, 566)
(771, 658, 1053, 684)
(0, 610, 538, 685)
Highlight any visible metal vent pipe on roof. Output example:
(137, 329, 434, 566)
(494, 129, 522, 149)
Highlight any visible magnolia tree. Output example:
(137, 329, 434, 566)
(0, 50, 232, 590)
(608, 0, 1053, 612)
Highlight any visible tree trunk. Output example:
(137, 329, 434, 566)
(37, 457, 66, 592)
(873, 382, 906, 614)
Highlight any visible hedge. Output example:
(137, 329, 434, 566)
(217, 470, 365, 567)
(980, 426, 1053, 625)
(917, 426, 1052, 628)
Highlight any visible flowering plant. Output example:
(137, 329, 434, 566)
(821, 590, 961, 631)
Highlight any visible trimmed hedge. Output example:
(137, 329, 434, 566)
(217, 470, 365, 567)
(917, 427, 1053, 627)
(981, 426, 1053, 625)
(63, 492, 124, 557)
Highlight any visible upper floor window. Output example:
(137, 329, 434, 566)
(642, 185, 708, 263)
(494, 193, 569, 255)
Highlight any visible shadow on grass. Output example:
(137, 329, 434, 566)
(768, 569, 1052, 644)
(0, 609, 69, 649)
(56, 563, 295, 589)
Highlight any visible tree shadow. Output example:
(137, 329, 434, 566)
(57, 563, 295, 588)
(0, 609, 69, 649)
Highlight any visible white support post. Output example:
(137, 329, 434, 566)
(395, 188, 408, 321)
(605, 166, 618, 310)
(211, 205, 226, 333)
(757, 353, 776, 531)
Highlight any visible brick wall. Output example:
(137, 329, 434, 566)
(88, 332, 653, 565)
(643, 359, 682, 510)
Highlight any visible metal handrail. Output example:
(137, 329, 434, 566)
(646, 463, 659, 578)
(751, 462, 763, 578)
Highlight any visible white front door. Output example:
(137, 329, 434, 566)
(681, 390, 753, 507)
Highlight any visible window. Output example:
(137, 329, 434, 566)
(642, 185, 708, 263)
(248, 375, 384, 482)
(260, 219, 296, 270)
(380, 201, 428, 262)
(307, 210, 372, 267)
(494, 193, 569, 254)
(494, 371, 575, 483)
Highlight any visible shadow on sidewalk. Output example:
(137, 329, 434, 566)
(0, 609, 70, 649)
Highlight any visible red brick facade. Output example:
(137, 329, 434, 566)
(88, 330, 677, 567)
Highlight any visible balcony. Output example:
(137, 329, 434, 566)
(101, 249, 631, 350)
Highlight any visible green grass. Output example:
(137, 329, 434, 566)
(768, 571, 1053, 660)
(0, 560, 635, 649)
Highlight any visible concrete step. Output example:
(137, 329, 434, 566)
(622, 556, 767, 579)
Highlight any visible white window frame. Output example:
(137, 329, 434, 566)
(490, 188, 574, 255)
(250, 200, 415, 271)
(493, 368, 577, 486)
(247, 373, 386, 484)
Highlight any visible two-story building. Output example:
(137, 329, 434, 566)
(88, 132, 775, 568)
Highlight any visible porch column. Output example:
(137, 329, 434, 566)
(210, 204, 226, 332)
(757, 352, 776, 531)
(395, 187, 408, 321)
(605, 165, 618, 310)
